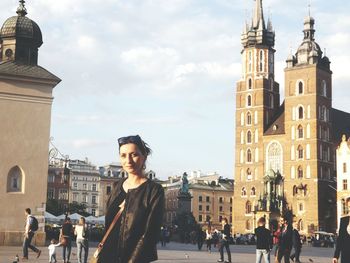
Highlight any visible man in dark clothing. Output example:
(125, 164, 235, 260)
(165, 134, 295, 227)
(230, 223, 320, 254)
(22, 208, 41, 260)
(277, 217, 293, 263)
(255, 217, 273, 263)
(218, 218, 231, 263)
(290, 222, 302, 263)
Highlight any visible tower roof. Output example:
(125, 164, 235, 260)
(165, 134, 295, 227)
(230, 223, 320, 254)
(0, 0, 43, 47)
(241, 0, 274, 48)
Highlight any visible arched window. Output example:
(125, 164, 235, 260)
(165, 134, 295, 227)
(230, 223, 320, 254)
(245, 201, 252, 214)
(322, 80, 327, 97)
(241, 187, 247, 197)
(247, 168, 252, 180)
(248, 51, 252, 72)
(270, 94, 274, 108)
(247, 130, 252, 143)
(246, 219, 251, 230)
(251, 187, 256, 196)
(247, 95, 252, 107)
(298, 106, 304, 119)
(298, 219, 304, 231)
(297, 145, 303, 159)
(298, 166, 303, 178)
(247, 112, 252, 125)
(7, 166, 24, 193)
(298, 125, 303, 139)
(247, 149, 252, 163)
(293, 185, 298, 196)
(298, 81, 303, 94)
(259, 50, 264, 72)
(248, 78, 252, 90)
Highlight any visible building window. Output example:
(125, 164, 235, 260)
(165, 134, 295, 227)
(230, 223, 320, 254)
(344, 163, 347, 173)
(247, 112, 252, 125)
(106, 185, 111, 195)
(48, 174, 55, 183)
(248, 78, 252, 89)
(322, 80, 327, 97)
(259, 50, 264, 72)
(7, 166, 24, 193)
(83, 183, 87, 190)
(47, 188, 54, 199)
(248, 51, 252, 72)
(247, 149, 252, 163)
(59, 189, 68, 200)
(206, 205, 210, 211)
(247, 130, 252, 143)
(199, 196, 203, 202)
(199, 205, 202, 211)
(298, 81, 303, 94)
(343, 180, 348, 191)
(297, 145, 303, 159)
(73, 182, 77, 189)
(298, 106, 304, 119)
(247, 95, 252, 107)
(251, 187, 256, 196)
(92, 195, 97, 204)
(206, 196, 210, 202)
(219, 197, 223, 203)
(199, 215, 203, 222)
(246, 220, 251, 230)
(298, 125, 303, 139)
(245, 201, 252, 214)
(219, 206, 223, 212)
(219, 215, 223, 222)
(298, 166, 303, 179)
(298, 203, 304, 212)
(73, 193, 78, 202)
(91, 209, 96, 216)
(269, 94, 274, 108)
(92, 184, 97, 191)
(230, 198, 232, 204)
(241, 187, 247, 197)
(247, 168, 252, 180)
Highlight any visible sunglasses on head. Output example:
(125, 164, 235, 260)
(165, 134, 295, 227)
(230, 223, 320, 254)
(118, 135, 143, 147)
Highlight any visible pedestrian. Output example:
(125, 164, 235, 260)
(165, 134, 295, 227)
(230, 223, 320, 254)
(48, 239, 61, 263)
(277, 216, 293, 263)
(206, 225, 213, 253)
(196, 225, 205, 250)
(255, 217, 272, 263)
(333, 198, 350, 263)
(97, 135, 164, 263)
(60, 216, 73, 263)
(217, 217, 232, 263)
(75, 217, 89, 263)
(160, 226, 167, 247)
(22, 208, 41, 260)
(273, 217, 283, 262)
(290, 222, 302, 263)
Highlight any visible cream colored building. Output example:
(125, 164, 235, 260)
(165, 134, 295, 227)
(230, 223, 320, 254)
(0, 1, 60, 245)
(336, 135, 350, 228)
(233, 0, 350, 235)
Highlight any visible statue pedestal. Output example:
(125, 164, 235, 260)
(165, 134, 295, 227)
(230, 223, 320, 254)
(177, 192, 192, 216)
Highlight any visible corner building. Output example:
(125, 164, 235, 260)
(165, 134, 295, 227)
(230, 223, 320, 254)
(233, 0, 350, 235)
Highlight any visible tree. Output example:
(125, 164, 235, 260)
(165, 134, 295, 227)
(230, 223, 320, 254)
(68, 202, 90, 217)
(46, 199, 63, 216)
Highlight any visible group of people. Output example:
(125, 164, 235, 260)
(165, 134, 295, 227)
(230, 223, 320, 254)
(23, 208, 89, 263)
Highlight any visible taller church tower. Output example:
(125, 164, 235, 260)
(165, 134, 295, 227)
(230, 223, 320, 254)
(0, 0, 60, 245)
(233, 0, 280, 233)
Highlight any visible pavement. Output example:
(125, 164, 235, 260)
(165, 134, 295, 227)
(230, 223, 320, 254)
(0, 242, 335, 263)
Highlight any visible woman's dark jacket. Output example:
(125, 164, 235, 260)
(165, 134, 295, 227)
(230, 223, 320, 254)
(334, 215, 350, 263)
(98, 178, 164, 263)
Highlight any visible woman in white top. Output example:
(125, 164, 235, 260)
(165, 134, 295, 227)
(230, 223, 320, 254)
(74, 217, 89, 263)
(206, 225, 213, 253)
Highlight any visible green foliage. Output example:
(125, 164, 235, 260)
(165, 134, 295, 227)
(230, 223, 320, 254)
(46, 199, 63, 216)
(68, 202, 90, 217)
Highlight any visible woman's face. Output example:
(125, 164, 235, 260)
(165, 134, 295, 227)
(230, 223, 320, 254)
(119, 143, 146, 176)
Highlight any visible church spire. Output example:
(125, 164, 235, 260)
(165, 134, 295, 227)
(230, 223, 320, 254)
(253, 0, 265, 30)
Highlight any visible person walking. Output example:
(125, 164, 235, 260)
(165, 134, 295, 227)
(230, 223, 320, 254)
(60, 217, 73, 263)
(75, 217, 89, 263)
(48, 239, 61, 263)
(277, 216, 293, 263)
(206, 225, 213, 253)
(22, 208, 41, 260)
(217, 218, 232, 263)
(196, 226, 205, 250)
(333, 198, 350, 263)
(290, 222, 302, 263)
(255, 217, 272, 263)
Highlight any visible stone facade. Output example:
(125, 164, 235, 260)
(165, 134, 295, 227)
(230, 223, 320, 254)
(233, 0, 350, 235)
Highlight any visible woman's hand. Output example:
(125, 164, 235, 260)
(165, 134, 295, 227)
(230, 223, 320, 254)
(332, 258, 338, 263)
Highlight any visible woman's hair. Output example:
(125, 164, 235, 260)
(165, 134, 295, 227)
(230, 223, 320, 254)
(79, 217, 86, 225)
(117, 135, 152, 157)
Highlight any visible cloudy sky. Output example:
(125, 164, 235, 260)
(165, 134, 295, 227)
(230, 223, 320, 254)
(1, 0, 350, 179)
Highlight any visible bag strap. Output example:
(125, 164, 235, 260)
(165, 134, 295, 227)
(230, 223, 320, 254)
(98, 202, 125, 248)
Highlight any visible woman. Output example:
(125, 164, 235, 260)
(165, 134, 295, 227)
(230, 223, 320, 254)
(98, 135, 164, 263)
(60, 217, 73, 263)
(205, 225, 213, 253)
(74, 217, 89, 263)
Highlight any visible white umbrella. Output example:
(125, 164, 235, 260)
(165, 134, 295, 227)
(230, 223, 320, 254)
(85, 215, 97, 224)
(44, 211, 58, 222)
(68, 213, 83, 222)
(56, 214, 66, 220)
(96, 215, 105, 224)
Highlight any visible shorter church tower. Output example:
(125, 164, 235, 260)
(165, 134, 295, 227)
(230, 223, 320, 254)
(0, 0, 60, 245)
